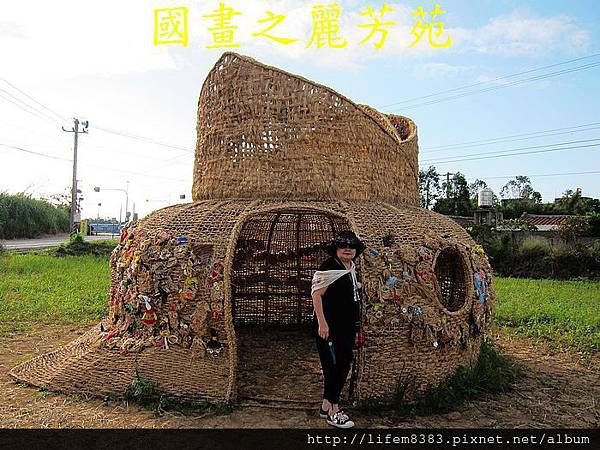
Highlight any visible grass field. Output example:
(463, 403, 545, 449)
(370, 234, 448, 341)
(0, 253, 109, 334)
(0, 253, 598, 353)
(494, 277, 600, 353)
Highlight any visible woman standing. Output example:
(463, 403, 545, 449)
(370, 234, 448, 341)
(311, 230, 365, 429)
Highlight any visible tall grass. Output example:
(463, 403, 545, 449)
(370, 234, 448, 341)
(0, 192, 69, 239)
(494, 277, 600, 353)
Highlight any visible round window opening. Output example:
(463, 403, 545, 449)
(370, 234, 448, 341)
(434, 247, 468, 312)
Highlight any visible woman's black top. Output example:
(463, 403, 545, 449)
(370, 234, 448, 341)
(311, 256, 361, 338)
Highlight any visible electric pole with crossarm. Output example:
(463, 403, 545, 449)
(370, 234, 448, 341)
(62, 118, 88, 233)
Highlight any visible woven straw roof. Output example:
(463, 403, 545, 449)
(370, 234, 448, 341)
(192, 52, 419, 205)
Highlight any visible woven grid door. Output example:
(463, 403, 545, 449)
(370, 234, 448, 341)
(231, 209, 350, 326)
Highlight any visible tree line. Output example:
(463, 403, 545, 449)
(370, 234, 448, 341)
(419, 166, 600, 219)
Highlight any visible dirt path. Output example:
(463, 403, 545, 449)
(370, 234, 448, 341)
(1, 325, 598, 428)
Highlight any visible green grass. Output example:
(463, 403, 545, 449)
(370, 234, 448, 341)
(0, 253, 109, 335)
(494, 277, 600, 353)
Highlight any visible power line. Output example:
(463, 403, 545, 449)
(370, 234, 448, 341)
(421, 138, 600, 163)
(0, 143, 71, 162)
(421, 142, 600, 165)
(95, 125, 195, 153)
(86, 162, 189, 182)
(420, 122, 600, 153)
(0, 75, 66, 122)
(396, 61, 600, 111)
(0, 75, 194, 155)
(0, 90, 59, 126)
(483, 170, 600, 180)
(0, 118, 191, 164)
(79, 138, 191, 163)
(0, 119, 70, 143)
(380, 52, 600, 109)
(422, 170, 600, 180)
(1, 141, 189, 182)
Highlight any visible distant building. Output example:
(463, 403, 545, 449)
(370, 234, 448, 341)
(520, 213, 575, 232)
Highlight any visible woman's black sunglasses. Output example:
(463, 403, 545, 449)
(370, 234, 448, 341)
(337, 243, 357, 249)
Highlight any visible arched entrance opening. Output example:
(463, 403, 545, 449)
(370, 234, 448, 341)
(231, 208, 355, 404)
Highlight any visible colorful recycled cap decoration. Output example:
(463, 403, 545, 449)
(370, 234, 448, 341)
(473, 271, 487, 304)
(369, 248, 379, 257)
(386, 276, 397, 286)
(472, 244, 485, 255)
(408, 305, 423, 316)
(418, 246, 432, 261)
(206, 327, 223, 357)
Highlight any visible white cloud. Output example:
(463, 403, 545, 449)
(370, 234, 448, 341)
(0, 0, 179, 82)
(0, 21, 26, 39)
(415, 63, 477, 79)
(192, 4, 592, 69)
(3, 2, 590, 80)
(452, 12, 592, 57)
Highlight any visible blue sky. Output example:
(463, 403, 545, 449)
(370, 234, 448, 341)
(1, 0, 599, 219)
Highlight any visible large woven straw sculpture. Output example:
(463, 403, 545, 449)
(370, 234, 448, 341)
(10, 53, 494, 406)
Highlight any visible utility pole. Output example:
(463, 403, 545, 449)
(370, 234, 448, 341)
(62, 118, 88, 232)
(445, 172, 454, 199)
(125, 180, 130, 222)
(94, 181, 129, 224)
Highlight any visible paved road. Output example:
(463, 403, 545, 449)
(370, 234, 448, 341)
(1, 234, 118, 250)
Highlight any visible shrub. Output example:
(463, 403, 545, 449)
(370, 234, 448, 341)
(0, 192, 69, 239)
(586, 213, 600, 237)
(53, 234, 117, 257)
(557, 216, 590, 243)
(551, 243, 598, 280)
(512, 237, 553, 278)
(472, 229, 600, 280)
(486, 233, 517, 276)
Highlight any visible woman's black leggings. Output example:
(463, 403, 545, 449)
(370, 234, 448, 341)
(315, 332, 354, 404)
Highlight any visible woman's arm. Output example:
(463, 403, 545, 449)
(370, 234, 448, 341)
(312, 286, 329, 339)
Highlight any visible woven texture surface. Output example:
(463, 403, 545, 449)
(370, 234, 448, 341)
(192, 52, 419, 205)
(11, 200, 494, 404)
(10, 52, 495, 406)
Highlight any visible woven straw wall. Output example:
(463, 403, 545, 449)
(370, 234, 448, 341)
(10, 53, 495, 406)
(192, 53, 419, 205)
(10, 200, 494, 404)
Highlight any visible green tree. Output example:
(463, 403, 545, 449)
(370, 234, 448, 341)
(433, 172, 474, 216)
(557, 215, 590, 243)
(554, 189, 600, 215)
(468, 179, 488, 201)
(500, 176, 542, 203)
(418, 166, 442, 209)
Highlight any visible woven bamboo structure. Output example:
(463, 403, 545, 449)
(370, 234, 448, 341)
(10, 53, 494, 406)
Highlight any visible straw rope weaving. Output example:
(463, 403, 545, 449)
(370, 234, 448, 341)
(10, 52, 495, 405)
